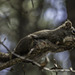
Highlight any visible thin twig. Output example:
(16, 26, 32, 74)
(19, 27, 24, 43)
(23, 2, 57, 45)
(25, 58, 75, 72)
(0, 41, 11, 53)
(0, 40, 26, 60)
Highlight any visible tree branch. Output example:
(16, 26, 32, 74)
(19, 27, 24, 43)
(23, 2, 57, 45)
(0, 58, 23, 71)
(0, 36, 75, 71)
(0, 56, 75, 72)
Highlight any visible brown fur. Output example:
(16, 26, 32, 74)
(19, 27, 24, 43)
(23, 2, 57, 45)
(14, 20, 75, 55)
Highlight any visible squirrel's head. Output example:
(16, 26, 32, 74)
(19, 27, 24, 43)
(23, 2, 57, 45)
(61, 19, 75, 37)
(63, 19, 72, 29)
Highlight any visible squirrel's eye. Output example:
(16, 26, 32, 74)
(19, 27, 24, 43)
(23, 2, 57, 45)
(72, 30, 75, 34)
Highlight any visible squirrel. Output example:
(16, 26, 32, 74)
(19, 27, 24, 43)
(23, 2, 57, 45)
(14, 20, 75, 56)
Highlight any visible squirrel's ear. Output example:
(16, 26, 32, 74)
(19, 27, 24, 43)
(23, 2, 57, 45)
(64, 20, 72, 29)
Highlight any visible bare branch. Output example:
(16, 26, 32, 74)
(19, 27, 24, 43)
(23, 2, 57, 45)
(0, 58, 23, 71)
(43, 67, 75, 72)
(0, 39, 26, 59)
(25, 58, 75, 72)
(0, 52, 10, 62)
(0, 36, 75, 71)
(0, 41, 11, 53)
(0, 56, 75, 72)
